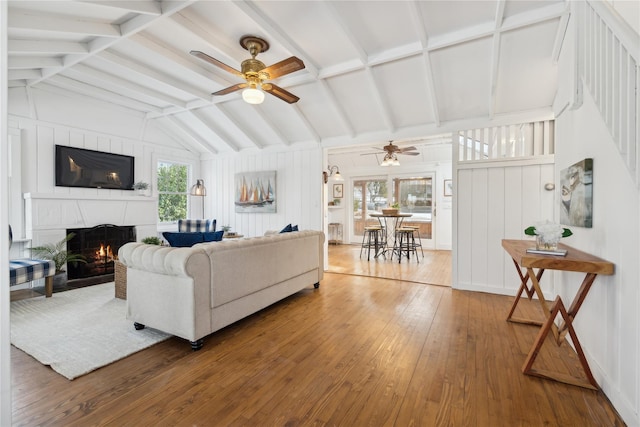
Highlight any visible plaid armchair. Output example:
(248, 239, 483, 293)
(178, 219, 216, 232)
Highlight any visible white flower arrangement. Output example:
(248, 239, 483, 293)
(524, 221, 572, 251)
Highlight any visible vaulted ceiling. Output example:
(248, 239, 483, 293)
(7, 0, 567, 155)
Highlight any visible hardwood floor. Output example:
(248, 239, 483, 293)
(10, 260, 625, 425)
(327, 243, 452, 287)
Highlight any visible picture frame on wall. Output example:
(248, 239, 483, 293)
(235, 170, 277, 213)
(333, 183, 343, 199)
(444, 179, 453, 196)
(559, 158, 593, 228)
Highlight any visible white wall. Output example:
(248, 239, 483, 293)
(7, 88, 202, 242)
(454, 159, 556, 295)
(201, 147, 324, 238)
(1, 2, 11, 424)
(550, 6, 639, 423)
(555, 89, 640, 426)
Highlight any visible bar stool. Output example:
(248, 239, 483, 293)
(360, 226, 382, 261)
(393, 227, 419, 263)
(404, 225, 424, 258)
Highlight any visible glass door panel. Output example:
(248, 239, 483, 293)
(392, 176, 434, 247)
(352, 179, 388, 239)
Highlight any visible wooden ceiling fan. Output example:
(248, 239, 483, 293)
(190, 35, 305, 104)
(361, 141, 420, 166)
(362, 141, 420, 157)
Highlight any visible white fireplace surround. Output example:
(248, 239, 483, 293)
(24, 193, 157, 247)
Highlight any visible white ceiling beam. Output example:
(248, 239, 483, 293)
(291, 105, 321, 144)
(319, 79, 356, 138)
(42, 76, 162, 112)
(154, 118, 205, 154)
(500, 2, 566, 32)
(552, 12, 571, 63)
(365, 67, 394, 132)
(489, 0, 506, 119)
(76, 1, 163, 16)
(323, 2, 368, 65)
(8, 57, 63, 69)
(8, 10, 121, 37)
(8, 69, 41, 80)
(421, 53, 440, 127)
(27, 1, 195, 85)
(64, 63, 187, 108)
(409, 1, 439, 127)
(216, 104, 264, 149)
(8, 40, 88, 54)
(96, 50, 212, 100)
(190, 109, 241, 152)
(128, 33, 235, 88)
(170, 10, 240, 68)
(231, 0, 320, 78)
(494, 0, 507, 28)
(253, 108, 291, 146)
(166, 116, 218, 154)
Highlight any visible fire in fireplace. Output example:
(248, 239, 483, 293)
(67, 224, 136, 282)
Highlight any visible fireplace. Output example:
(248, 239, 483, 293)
(67, 224, 136, 283)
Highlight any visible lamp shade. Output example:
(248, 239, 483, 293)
(190, 179, 206, 196)
(242, 87, 265, 104)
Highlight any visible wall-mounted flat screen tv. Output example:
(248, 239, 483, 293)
(55, 145, 135, 190)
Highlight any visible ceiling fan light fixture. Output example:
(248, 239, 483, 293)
(242, 87, 264, 104)
(381, 153, 400, 166)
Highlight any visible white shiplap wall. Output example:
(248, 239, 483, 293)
(202, 147, 324, 238)
(454, 158, 556, 295)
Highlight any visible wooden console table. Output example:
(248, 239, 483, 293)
(502, 239, 614, 389)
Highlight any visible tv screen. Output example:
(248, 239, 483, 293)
(55, 145, 135, 190)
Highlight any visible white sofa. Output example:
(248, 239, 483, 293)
(117, 230, 324, 350)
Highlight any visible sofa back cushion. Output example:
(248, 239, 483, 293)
(204, 230, 324, 308)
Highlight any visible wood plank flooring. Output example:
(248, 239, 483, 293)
(10, 250, 625, 426)
(326, 243, 452, 287)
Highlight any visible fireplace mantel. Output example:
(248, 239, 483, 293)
(24, 192, 157, 245)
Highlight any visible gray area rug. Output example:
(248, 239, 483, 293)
(10, 282, 171, 380)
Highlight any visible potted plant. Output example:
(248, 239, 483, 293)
(31, 233, 87, 288)
(132, 181, 149, 195)
(221, 225, 236, 237)
(141, 236, 162, 245)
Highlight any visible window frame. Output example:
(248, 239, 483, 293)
(156, 159, 192, 225)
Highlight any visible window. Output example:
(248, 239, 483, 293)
(157, 161, 189, 223)
(392, 177, 432, 217)
(353, 178, 388, 237)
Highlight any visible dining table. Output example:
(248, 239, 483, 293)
(369, 212, 413, 259)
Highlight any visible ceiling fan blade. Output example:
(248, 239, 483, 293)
(262, 83, 300, 104)
(399, 146, 417, 152)
(261, 56, 305, 79)
(190, 50, 243, 77)
(399, 151, 420, 156)
(212, 83, 247, 96)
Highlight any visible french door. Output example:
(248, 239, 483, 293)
(351, 173, 435, 249)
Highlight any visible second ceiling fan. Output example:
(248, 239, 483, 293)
(362, 141, 420, 166)
(191, 35, 305, 105)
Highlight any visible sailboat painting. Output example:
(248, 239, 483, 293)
(235, 171, 276, 213)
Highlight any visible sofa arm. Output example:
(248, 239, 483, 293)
(118, 242, 207, 278)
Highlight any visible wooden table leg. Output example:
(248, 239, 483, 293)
(557, 273, 598, 342)
(506, 259, 546, 325)
(522, 295, 599, 390)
